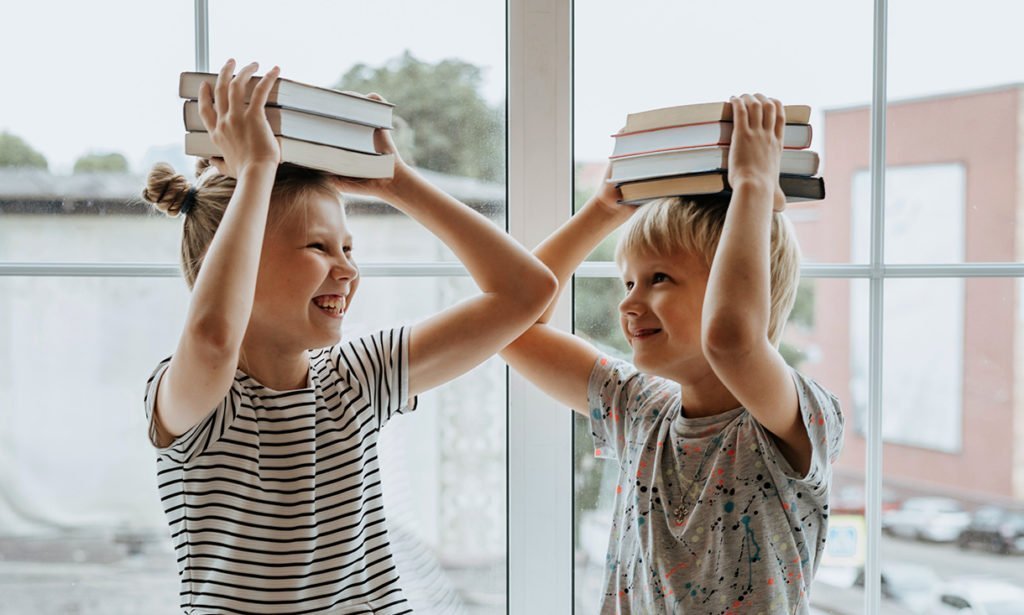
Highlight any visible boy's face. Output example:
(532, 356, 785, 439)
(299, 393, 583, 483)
(618, 247, 710, 379)
(249, 193, 360, 353)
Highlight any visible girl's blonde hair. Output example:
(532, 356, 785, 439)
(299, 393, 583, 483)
(614, 197, 801, 347)
(140, 159, 342, 289)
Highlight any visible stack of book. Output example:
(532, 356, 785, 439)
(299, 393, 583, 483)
(179, 72, 396, 178)
(609, 101, 825, 205)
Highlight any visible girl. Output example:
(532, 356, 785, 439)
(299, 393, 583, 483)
(140, 59, 556, 614)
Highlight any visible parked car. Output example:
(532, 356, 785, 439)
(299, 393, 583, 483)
(882, 497, 971, 542)
(957, 507, 1024, 555)
(853, 562, 943, 614)
(935, 576, 1024, 614)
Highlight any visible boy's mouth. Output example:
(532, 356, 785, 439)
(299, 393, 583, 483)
(312, 294, 346, 317)
(631, 328, 662, 340)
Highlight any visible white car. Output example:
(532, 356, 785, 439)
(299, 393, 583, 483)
(936, 577, 1024, 615)
(882, 497, 971, 542)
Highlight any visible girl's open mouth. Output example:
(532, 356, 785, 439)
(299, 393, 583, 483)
(312, 295, 346, 318)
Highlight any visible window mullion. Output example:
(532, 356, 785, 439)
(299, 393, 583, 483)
(866, 0, 888, 612)
(507, 0, 573, 611)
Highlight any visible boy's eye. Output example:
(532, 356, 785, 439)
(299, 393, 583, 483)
(624, 281, 634, 291)
(652, 272, 669, 283)
(308, 243, 327, 251)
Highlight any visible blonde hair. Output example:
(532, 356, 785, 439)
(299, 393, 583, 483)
(140, 159, 342, 289)
(614, 197, 801, 347)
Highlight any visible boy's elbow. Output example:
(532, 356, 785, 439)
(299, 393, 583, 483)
(701, 314, 763, 359)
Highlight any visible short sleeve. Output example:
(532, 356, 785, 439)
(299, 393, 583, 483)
(754, 367, 844, 496)
(586, 354, 676, 462)
(143, 357, 244, 464)
(333, 326, 418, 431)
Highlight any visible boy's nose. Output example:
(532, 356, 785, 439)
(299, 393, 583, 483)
(618, 294, 644, 316)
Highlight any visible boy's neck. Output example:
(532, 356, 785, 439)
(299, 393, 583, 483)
(670, 367, 743, 419)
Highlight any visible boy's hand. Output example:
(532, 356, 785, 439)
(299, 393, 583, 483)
(330, 93, 412, 199)
(728, 93, 786, 212)
(197, 59, 281, 178)
(594, 162, 635, 222)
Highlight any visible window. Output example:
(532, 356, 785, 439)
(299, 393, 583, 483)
(5, 1, 1022, 614)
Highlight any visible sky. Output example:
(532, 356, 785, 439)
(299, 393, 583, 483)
(4, 0, 1024, 174)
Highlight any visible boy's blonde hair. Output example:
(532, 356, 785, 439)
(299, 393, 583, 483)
(140, 159, 342, 290)
(614, 197, 801, 347)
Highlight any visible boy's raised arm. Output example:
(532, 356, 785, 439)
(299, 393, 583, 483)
(500, 168, 636, 415)
(701, 94, 809, 474)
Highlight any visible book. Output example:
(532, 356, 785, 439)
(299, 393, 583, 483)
(612, 122, 812, 158)
(179, 72, 394, 128)
(609, 146, 819, 183)
(616, 171, 825, 205)
(184, 132, 394, 179)
(625, 102, 812, 133)
(183, 100, 377, 154)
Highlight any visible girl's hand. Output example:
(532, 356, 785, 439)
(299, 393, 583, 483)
(329, 93, 410, 198)
(728, 93, 786, 212)
(197, 59, 281, 178)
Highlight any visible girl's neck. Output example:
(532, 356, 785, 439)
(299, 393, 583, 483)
(238, 347, 311, 392)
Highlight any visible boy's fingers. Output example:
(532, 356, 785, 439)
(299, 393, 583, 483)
(229, 62, 260, 115)
(772, 98, 785, 140)
(197, 81, 217, 131)
(214, 59, 235, 118)
(754, 93, 774, 131)
(248, 66, 280, 115)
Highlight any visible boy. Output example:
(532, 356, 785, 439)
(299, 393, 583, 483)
(502, 94, 843, 613)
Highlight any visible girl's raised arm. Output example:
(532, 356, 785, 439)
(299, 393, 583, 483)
(333, 110, 558, 397)
(152, 60, 281, 445)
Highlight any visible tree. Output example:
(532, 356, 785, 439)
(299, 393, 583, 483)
(334, 51, 503, 182)
(73, 152, 129, 174)
(0, 132, 48, 169)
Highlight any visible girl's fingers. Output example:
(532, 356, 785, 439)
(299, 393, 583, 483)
(197, 81, 217, 131)
(742, 94, 762, 131)
(772, 98, 785, 140)
(214, 59, 235, 118)
(228, 62, 260, 115)
(754, 93, 774, 131)
(730, 96, 748, 133)
(248, 66, 280, 115)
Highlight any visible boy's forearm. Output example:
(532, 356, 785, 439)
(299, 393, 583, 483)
(702, 181, 774, 350)
(534, 196, 632, 323)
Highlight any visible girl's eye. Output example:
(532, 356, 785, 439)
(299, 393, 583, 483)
(652, 272, 668, 283)
(624, 281, 634, 291)
(308, 243, 327, 251)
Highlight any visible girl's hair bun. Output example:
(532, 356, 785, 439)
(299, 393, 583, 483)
(142, 163, 192, 217)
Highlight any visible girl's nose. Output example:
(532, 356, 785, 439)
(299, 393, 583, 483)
(333, 257, 359, 281)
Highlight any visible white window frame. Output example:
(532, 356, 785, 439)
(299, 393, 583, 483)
(3, 0, 1024, 612)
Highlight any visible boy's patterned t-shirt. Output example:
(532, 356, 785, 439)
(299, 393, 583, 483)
(587, 355, 844, 614)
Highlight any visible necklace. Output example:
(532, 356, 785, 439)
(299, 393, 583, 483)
(669, 432, 723, 525)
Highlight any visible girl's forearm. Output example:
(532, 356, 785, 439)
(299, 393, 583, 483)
(185, 162, 277, 350)
(384, 167, 554, 302)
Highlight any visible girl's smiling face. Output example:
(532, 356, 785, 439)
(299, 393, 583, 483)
(249, 192, 359, 353)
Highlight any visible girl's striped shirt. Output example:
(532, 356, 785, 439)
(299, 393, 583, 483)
(144, 327, 418, 615)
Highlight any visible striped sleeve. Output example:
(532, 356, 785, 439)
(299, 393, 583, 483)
(143, 357, 244, 464)
(333, 326, 418, 431)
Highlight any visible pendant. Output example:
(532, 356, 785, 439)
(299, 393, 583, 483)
(673, 505, 688, 524)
